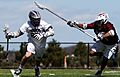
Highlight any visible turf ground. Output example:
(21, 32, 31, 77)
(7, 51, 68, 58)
(0, 69, 120, 77)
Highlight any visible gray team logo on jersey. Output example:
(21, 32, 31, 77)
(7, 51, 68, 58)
(30, 28, 45, 38)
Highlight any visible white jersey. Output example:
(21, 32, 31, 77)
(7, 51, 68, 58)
(19, 20, 54, 55)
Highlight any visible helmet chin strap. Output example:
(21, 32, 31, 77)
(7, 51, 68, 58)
(104, 19, 107, 24)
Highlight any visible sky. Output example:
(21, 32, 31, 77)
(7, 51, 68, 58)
(0, 0, 120, 50)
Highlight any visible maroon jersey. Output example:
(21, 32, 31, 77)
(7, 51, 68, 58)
(78, 21, 119, 45)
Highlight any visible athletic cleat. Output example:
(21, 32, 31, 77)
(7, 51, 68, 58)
(35, 67, 41, 77)
(95, 69, 102, 76)
(10, 69, 20, 77)
(35, 74, 41, 77)
(14, 68, 22, 75)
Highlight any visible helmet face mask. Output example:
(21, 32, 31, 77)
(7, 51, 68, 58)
(29, 10, 41, 27)
(94, 19, 104, 28)
(30, 18, 41, 27)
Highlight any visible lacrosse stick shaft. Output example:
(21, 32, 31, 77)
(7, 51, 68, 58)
(6, 38, 9, 52)
(5, 38, 9, 61)
(3, 24, 10, 60)
(75, 26, 94, 38)
(34, 1, 67, 22)
(46, 8, 67, 22)
(34, 1, 94, 38)
(3, 25, 9, 52)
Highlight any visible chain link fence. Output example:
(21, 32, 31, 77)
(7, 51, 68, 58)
(0, 42, 120, 69)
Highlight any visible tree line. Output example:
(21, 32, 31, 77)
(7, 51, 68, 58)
(0, 39, 119, 68)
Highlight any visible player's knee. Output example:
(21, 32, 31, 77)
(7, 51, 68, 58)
(25, 51, 32, 58)
(89, 50, 96, 56)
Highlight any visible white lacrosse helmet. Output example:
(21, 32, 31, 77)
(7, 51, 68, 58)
(95, 12, 109, 23)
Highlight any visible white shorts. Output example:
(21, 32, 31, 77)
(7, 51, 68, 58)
(91, 41, 117, 59)
(27, 43, 45, 58)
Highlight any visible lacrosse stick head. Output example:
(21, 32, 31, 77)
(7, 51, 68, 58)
(34, 1, 47, 10)
(3, 24, 9, 33)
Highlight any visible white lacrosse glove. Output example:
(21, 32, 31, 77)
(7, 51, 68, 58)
(6, 32, 16, 39)
(93, 36, 100, 42)
(33, 34, 43, 41)
(43, 28, 54, 37)
(97, 32, 104, 40)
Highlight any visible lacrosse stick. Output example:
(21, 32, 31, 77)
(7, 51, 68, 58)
(3, 24, 10, 60)
(34, 1, 94, 38)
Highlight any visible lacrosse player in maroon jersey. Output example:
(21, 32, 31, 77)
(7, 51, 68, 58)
(67, 12, 119, 76)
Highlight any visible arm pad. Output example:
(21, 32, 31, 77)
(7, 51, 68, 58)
(8, 30, 23, 38)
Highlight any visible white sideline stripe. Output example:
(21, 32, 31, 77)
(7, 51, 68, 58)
(104, 74, 120, 75)
(85, 73, 120, 76)
(105, 71, 120, 73)
(10, 69, 20, 77)
(49, 73, 55, 75)
(85, 74, 91, 76)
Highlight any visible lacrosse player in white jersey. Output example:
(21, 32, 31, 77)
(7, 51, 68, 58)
(7, 10, 54, 77)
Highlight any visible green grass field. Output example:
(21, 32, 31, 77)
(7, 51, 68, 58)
(0, 69, 120, 77)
